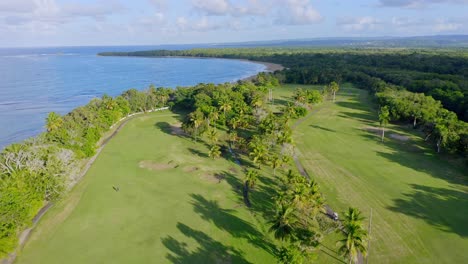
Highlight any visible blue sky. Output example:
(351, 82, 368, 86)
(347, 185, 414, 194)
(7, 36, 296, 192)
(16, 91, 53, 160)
(0, 0, 467, 47)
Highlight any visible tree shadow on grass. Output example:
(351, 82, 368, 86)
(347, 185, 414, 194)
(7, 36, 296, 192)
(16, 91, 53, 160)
(387, 184, 468, 238)
(190, 194, 276, 255)
(310, 124, 337, 133)
(161, 223, 252, 264)
(249, 175, 279, 219)
(155, 121, 189, 139)
(338, 112, 375, 124)
(188, 148, 209, 158)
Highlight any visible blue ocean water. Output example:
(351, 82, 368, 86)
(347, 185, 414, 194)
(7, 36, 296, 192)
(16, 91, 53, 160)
(0, 46, 266, 149)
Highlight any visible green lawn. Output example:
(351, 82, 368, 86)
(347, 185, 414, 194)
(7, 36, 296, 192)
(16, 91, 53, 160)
(16, 111, 277, 264)
(16, 84, 468, 263)
(287, 84, 468, 263)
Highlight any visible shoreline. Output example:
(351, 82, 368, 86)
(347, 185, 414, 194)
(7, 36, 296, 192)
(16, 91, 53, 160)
(97, 54, 285, 82)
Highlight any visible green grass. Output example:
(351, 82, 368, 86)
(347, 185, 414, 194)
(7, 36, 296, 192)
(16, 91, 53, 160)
(16, 111, 277, 264)
(290, 84, 468, 263)
(17, 84, 468, 263)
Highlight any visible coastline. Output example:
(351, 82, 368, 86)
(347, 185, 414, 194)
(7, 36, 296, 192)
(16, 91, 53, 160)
(97, 54, 285, 82)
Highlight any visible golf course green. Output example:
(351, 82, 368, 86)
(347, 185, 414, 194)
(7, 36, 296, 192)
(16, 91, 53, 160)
(16, 85, 468, 263)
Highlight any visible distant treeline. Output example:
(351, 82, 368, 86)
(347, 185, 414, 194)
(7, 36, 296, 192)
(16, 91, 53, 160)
(99, 48, 468, 121)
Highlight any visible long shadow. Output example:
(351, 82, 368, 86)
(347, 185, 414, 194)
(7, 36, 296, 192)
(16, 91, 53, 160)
(188, 148, 209, 158)
(338, 112, 375, 124)
(161, 223, 252, 264)
(387, 184, 468, 238)
(249, 175, 279, 219)
(336, 92, 467, 186)
(310, 125, 337, 133)
(190, 194, 276, 255)
(155, 121, 189, 139)
(336, 100, 372, 112)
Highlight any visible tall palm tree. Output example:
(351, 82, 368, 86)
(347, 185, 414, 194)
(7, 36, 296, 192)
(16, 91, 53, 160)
(206, 128, 218, 144)
(207, 108, 219, 128)
(338, 207, 368, 264)
(249, 145, 267, 168)
(329, 82, 340, 102)
(244, 169, 259, 188)
(338, 222, 368, 264)
(46, 112, 63, 132)
(270, 154, 283, 177)
(219, 100, 232, 125)
(208, 145, 221, 159)
(269, 203, 298, 241)
(189, 111, 204, 138)
(378, 106, 390, 142)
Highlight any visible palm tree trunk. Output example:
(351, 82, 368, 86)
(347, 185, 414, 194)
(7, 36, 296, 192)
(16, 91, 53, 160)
(381, 127, 385, 142)
(333, 92, 336, 102)
(413, 117, 417, 128)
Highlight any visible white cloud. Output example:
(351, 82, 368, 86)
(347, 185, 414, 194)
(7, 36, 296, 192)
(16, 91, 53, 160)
(433, 18, 463, 32)
(176, 16, 224, 31)
(378, 0, 468, 8)
(0, 0, 37, 13)
(276, 0, 322, 25)
(338, 16, 382, 31)
(148, 0, 167, 9)
(193, 0, 230, 15)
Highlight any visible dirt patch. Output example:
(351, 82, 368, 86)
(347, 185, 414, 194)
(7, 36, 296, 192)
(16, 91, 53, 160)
(229, 167, 238, 173)
(183, 166, 199, 173)
(170, 123, 186, 136)
(200, 173, 225, 183)
(364, 126, 410, 142)
(139, 160, 176, 171)
(389, 133, 410, 142)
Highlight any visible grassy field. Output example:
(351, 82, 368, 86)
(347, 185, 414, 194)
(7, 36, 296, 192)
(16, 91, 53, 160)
(16, 111, 277, 264)
(279, 84, 467, 263)
(16, 84, 468, 263)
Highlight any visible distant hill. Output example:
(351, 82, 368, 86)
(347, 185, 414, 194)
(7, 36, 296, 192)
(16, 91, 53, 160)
(212, 35, 468, 48)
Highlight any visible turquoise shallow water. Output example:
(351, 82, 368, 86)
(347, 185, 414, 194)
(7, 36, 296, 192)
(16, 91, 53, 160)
(0, 46, 265, 148)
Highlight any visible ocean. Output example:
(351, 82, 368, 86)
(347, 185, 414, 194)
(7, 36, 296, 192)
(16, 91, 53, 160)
(0, 46, 266, 149)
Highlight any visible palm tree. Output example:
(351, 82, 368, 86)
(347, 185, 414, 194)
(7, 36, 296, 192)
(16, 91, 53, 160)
(344, 207, 365, 226)
(338, 222, 368, 264)
(378, 106, 390, 142)
(208, 145, 221, 159)
(269, 203, 297, 241)
(46, 112, 63, 132)
(328, 82, 340, 102)
(207, 108, 219, 128)
(270, 154, 283, 177)
(229, 116, 241, 130)
(227, 131, 238, 147)
(244, 168, 259, 188)
(219, 100, 232, 125)
(206, 128, 218, 144)
(189, 111, 204, 138)
(249, 145, 267, 168)
(338, 207, 368, 264)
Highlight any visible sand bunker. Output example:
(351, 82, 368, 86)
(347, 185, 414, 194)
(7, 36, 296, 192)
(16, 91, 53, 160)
(389, 133, 410, 141)
(183, 166, 199, 172)
(171, 123, 186, 136)
(139, 160, 176, 171)
(364, 127, 410, 142)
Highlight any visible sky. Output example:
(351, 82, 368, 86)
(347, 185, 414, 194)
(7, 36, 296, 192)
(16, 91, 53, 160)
(0, 0, 467, 47)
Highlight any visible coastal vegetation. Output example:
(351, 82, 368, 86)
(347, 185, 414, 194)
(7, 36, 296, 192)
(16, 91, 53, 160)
(2, 47, 467, 263)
